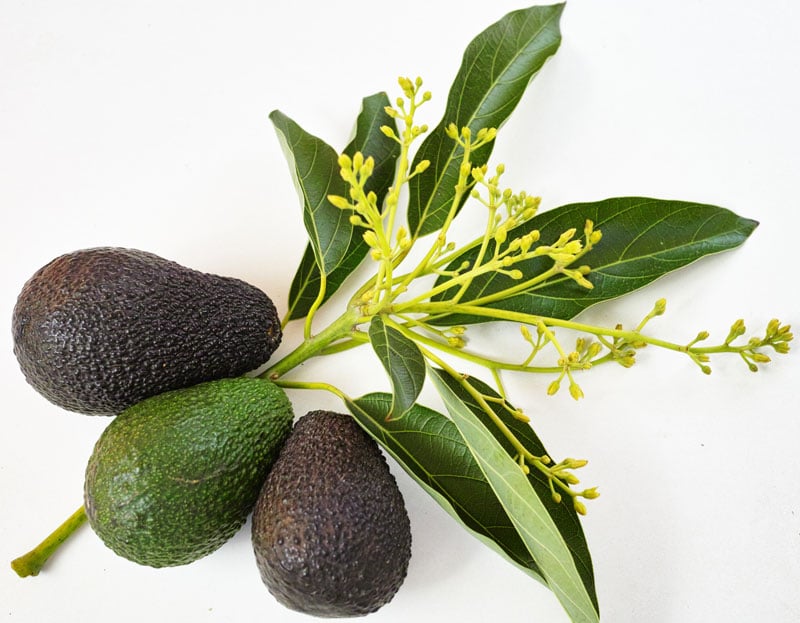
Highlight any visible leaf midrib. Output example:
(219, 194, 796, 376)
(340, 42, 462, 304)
(414, 8, 560, 235)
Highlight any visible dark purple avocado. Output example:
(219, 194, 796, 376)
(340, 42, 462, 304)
(12, 247, 281, 415)
(252, 411, 412, 618)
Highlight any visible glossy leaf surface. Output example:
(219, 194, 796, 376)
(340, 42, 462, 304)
(368, 317, 426, 419)
(429, 370, 598, 613)
(431, 197, 758, 324)
(407, 3, 564, 238)
(270, 110, 352, 276)
(429, 369, 599, 622)
(345, 393, 548, 582)
(285, 94, 399, 320)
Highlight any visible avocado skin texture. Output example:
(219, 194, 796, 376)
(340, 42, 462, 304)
(84, 377, 293, 568)
(12, 247, 282, 415)
(252, 410, 412, 618)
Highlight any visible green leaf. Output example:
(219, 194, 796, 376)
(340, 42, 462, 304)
(270, 110, 353, 275)
(345, 393, 549, 583)
(429, 369, 599, 623)
(407, 3, 564, 238)
(431, 197, 759, 325)
(368, 317, 426, 419)
(284, 94, 400, 321)
(430, 370, 598, 613)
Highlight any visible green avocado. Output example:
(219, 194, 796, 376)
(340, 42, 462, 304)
(84, 377, 293, 568)
(251, 410, 412, 618)
(12, 247, 282, 415)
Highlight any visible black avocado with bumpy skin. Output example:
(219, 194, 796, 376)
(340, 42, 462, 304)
(251, 410, 412, 618)
(12, 247, 282, 415)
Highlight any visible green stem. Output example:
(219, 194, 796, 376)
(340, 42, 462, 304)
(317, 332, 369, 356)
(262, 307, 362, 379)
(303, 272, 328, 340)
(272, 379, 349, 401)
(411, 340, 536, 464)
(11, 505, 87, 577)
(391, 319, 568, 374)
(406, 302, 694, 352)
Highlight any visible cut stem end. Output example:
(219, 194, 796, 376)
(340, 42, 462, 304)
(11, 505, 88, 578)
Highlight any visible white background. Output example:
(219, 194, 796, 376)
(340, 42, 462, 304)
(2, 1, 799, 621)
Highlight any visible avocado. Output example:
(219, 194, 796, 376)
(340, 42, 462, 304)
(12, 247, 282, 415)
(84, 377, 293, 568)
(251, 410, 412, 618)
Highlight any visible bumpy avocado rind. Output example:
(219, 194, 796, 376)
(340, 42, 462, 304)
(84, 377, 293, 568)
(12, 247, 282, 415)
(251, 410, 412, 618)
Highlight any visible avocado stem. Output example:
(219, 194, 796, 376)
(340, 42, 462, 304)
(264, 307, 362, 379)
(11, 505, 87, 578)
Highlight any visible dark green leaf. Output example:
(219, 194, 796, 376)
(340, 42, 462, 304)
(431, 197, 759, 325)
(429, 369, 598, 615)
(428, 371, 598, 622)
(407, 3, 564, 238)
(284, 94, 400, 321)
(270, 110, 352, 276)
(368, 317, 426, 419)
(345, 393, 548, 583)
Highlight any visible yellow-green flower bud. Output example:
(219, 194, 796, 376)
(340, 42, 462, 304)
(582, 487, 600, 499)
(414, 159, 431, 175)
(556, 228, 577, 246)
(447, 336, 466, 349)
(362, 156, 375, 177)
(327, 195, 351, 210)
(569, 382, 585, 400)
(396, 226, 408, 242)
(362, 230, 379, 248)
